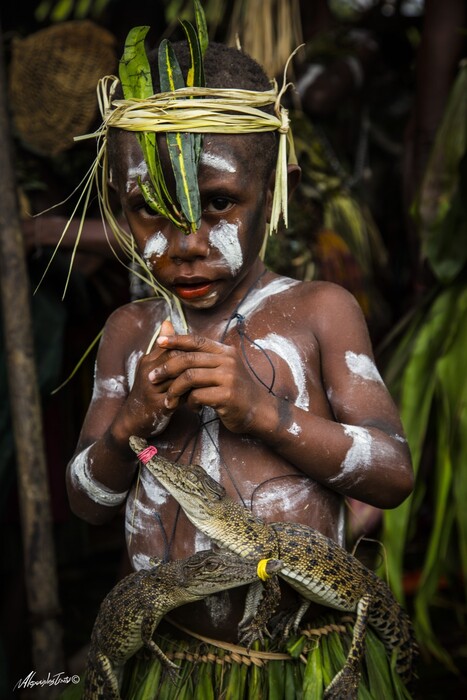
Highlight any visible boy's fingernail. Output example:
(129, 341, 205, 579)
(148, 369, 158, 382)
(164, 396, 175, 410)
(157, 335, 168, 346)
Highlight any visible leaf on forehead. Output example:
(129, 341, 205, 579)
(181, 18, 205, 164)
(194, 0, 209, 57)
(159, 38, 201, 233)
(119, 26, 183, 228)
(119, 25, 153, 100)
(181, 19, 205, 90)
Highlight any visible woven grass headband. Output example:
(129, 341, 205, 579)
(76, 0, 298, 236)
(92, 78, 296, 235)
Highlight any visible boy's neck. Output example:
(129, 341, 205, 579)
(182, 260, 270, 337)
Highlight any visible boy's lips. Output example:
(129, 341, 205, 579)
(173, 278, 217, 300)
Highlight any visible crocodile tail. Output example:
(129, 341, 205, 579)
(83, 650, 122, 700)
(369, 596, 418, 687)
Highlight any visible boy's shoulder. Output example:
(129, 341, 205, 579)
(268, 275, 362, 315)
(105, 297, 168, 329)
(101, 297, 181, 351)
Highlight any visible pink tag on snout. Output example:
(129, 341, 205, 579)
(137, 446, 158, 464)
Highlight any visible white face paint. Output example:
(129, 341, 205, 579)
(287, 421, 302, 436)
(201, 151, 237, 173)
(126, 162, 148, 193)
(209, 220, 243, 275)
(329, 424, 372, 485)
(92, 375, 126, 400)
(144, 231, 168, 263)
(254, 333, 310, 410)
(345, 351, 384, 384)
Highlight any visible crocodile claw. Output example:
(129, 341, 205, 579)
(238, 620, 272, 648)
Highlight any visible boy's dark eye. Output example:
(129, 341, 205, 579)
(140, 201, 160, 217)
(205, 197, 234, 213)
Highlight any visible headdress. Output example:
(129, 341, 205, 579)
(50, 1, 298, 299)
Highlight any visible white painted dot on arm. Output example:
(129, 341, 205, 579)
(92, 374, 127, 401)
(329, 424, 373, 485)
(345, 351, 384, 384)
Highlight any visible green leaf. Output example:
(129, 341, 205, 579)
(180, 18, 205, 162)
(119, 27, 182, 226)
(194, 0, 209, 56)
(158, 39, 201, 232)
(302, 643, 324, 699)
(119, 26, 153, 100)
(181, 19, 205, 89)
(383, 285, 463, 601)
(267, 660, 285, 700)
(415, 63, 467, 280)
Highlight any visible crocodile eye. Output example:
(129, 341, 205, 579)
(203, 558, 220, 572)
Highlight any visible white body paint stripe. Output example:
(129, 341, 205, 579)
(70, 446, 128, 506)
(255, 333, 310, 410)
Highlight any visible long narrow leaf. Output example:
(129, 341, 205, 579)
(159, 39, 201, 232)
(194, 0, 209, 56)
(180, 18, 205, 163)
(383, 285, 463, 600)
(120, 27, 183, 226)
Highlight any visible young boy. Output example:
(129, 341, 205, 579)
(67, 29, 413, 694)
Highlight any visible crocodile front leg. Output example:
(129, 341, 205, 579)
(323, 594, 371, 700)
(141, 615, 180, 681)
(238, 577, 282, 647)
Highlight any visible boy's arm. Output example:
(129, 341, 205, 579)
(66, 307, 175, 524)
(151, 284, 413, 509)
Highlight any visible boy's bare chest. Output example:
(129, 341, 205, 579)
(220, 305, 327, 410)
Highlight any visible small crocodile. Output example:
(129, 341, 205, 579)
(83, 548, 283, 700)
(130, 436, 418, 699)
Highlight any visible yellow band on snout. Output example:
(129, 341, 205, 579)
(257, 558, 273, 581)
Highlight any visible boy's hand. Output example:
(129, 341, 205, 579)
(119, 320, 178, 437)
(150, 332, 262, 433)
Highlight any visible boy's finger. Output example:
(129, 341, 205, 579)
(148, 352, 218, 383)
(160, 319, 175, 336)
(157, 333, 224, 353)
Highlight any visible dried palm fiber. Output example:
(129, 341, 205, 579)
(8, 20, 117, 157)
(227, 0, 303, 78)
(110, 615, 413, 699)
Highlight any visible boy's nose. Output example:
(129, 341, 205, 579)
(169, 227, 210, 262)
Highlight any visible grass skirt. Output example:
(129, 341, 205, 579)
(115, 614, 414, 700)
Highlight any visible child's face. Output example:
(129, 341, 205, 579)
(116, 132, 274, 309)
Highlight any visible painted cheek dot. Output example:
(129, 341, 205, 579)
(209, 220, 243, 274)
(144, 231, 168, 262)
